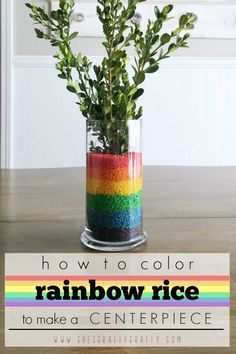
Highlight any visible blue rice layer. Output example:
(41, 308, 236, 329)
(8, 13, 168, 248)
(87, 208, 142, 229)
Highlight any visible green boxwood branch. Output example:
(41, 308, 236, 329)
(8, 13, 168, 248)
(26, 0, 196, 154)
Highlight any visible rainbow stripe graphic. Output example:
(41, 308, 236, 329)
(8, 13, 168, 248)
(86, 152, 143, 241)
(5, 275, 229, 307)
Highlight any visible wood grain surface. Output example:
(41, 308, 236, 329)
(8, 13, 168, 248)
(0, 167, 235, 353)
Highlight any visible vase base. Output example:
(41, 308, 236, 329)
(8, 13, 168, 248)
(81, 230, 147, 252)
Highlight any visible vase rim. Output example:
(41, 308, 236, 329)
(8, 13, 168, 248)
(86, 118, 143, 122)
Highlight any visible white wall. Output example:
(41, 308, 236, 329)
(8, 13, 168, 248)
(3, 0, 236, 168)
(12, 56, 236, 168)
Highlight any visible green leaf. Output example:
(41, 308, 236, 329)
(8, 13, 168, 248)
(129, 86, 138, 96)
(168, 43, 176, 53)
(135, 105, 143, 119)
(132, 88, 144, 100)
(51, 11, 59, 20)
(58, 74, 67, 79)
(186, 13, 197, 23)
(162, 4, 173, 15)
(67, 85, 77, 93)
(127, 101, 134, 112)
(136, 72, 145, 85)
(154, 6, 160, 18)
(146, 63, 159, 73)
(149, 58, 156, 65)
(93, 65, 100, 76)
(151, 34, 159, 45)
(69, 32, 79, 40)
(34, 28, 44, 38)
(186, 24, 194, 30)
(183, 33, 190, 40)
(59, 0, 66, 10)
(179, 14, 187, 26)
(161, 33, 171, 45)
(25, 3, 33, 9)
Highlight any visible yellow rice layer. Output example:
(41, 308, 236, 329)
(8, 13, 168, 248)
(87, 178, 143, 195)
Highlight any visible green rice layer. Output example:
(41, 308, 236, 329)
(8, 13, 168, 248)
(87, 192, 142, 212)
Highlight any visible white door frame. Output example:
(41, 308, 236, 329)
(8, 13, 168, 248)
(1, 0, 13, 168)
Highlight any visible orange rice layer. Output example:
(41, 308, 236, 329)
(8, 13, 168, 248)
(87, 167, 142, 181)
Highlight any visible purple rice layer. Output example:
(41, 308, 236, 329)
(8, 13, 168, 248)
(86, 225, 143, 242)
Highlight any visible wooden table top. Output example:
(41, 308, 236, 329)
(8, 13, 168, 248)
(0, 167, 235, 353)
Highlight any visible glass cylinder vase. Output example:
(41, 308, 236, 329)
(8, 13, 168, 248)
(81, 119, 147, 251)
